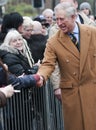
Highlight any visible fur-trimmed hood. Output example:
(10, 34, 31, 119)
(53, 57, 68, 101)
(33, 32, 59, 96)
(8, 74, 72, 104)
(0, 45, 20, 55)
(0, 44, 27, 57)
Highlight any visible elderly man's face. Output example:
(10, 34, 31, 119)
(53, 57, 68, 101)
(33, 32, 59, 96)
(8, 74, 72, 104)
(55, 9, 76, 33)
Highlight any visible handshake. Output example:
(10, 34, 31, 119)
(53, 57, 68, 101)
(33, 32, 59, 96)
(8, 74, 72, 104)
(0, 74, 44, 108)
(0, 74, 44, 99)
(32, 74, 44, 87)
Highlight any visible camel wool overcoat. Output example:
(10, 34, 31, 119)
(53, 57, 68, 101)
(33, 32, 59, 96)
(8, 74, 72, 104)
(38, 23, 96, 130)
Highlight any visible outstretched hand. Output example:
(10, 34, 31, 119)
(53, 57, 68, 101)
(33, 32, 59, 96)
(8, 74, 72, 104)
(32, 74, 44, 87)
(36, 76, 44, 87)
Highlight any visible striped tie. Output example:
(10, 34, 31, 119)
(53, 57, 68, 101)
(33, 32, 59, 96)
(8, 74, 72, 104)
(69, 33, 80, 51)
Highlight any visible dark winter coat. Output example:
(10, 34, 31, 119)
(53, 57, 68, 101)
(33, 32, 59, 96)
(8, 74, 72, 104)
(26, 34, 48, 63)
(0, 60, 40, 108)
(0, 46, 37, 76)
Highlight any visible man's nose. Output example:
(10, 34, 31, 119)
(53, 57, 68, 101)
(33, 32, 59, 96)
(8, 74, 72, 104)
(57, 20, 62, 26)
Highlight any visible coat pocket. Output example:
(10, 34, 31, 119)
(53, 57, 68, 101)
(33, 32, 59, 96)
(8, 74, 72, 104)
(60, 81, 73, 89)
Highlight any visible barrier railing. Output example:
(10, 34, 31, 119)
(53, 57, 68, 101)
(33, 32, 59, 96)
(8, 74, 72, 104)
(0, 79, 64, 130)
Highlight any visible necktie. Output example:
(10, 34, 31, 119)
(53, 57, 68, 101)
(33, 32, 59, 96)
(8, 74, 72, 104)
(69, 33, 80, 51)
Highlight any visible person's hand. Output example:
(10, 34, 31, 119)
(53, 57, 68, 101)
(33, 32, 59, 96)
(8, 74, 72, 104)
(3, 64, 8, 71)
(0, 85, 14, 98)
(36, 76, 44, 87)
(54, 88, 62, 101)
(32, 74, 43, 87)
(34, 60, 41, 66)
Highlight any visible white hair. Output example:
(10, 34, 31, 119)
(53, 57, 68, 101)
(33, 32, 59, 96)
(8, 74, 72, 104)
(3, 29, 23, 46)
(1, 29, 34, 67)
(54, 2, 77, 17)
(42, 8, 54, 16)
(23, 16, 33, 29)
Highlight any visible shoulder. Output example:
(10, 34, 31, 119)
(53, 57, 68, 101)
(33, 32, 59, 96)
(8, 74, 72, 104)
(49, 23, 59, 37)
(79, 23, 96, 32)
(78, 23, 96, 39)
(78, 12, 96, 27)
(45, 30, 63, 51)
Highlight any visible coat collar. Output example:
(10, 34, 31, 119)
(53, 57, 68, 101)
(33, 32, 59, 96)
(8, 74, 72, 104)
(57, 24, 91, 77)
(57, 27, 80, 59)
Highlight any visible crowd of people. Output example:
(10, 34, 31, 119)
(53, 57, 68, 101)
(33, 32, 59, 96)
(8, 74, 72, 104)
(0, 0, 96, 130)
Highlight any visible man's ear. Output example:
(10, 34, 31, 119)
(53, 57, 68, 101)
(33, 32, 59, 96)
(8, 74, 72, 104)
(71, 14, 77, 20)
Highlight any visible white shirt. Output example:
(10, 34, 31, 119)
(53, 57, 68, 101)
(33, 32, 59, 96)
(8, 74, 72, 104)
(73, 23, 79, 43)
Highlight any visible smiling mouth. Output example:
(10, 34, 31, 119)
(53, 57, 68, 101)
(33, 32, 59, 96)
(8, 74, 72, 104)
(62, 26, 66, 30)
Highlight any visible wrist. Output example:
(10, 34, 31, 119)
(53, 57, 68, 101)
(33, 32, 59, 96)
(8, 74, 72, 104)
(33, 74, 40, 82)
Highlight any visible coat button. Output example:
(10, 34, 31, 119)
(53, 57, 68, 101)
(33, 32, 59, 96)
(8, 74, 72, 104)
(73, 72, 76, 76)
(93, 54, 96, 57)
(66, 59, 69, 63)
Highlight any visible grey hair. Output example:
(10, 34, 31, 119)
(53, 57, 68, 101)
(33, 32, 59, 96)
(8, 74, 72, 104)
(3, 29, 23, 46)
(42, 8, 54, 16)
(54, 2, 77, 17)
(23, 16, 33, 29)
(1, 29, 34, 67)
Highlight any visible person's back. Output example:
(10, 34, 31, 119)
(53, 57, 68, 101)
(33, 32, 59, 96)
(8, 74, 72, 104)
(27, 21, 48, 63)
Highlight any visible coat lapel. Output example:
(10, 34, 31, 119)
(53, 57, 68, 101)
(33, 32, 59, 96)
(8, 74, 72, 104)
(58, 31, 80, 59)
(56, 25, 91, 78)
(79, 25, 91, 78)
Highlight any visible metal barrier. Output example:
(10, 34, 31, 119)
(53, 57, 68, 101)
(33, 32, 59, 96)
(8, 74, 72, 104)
(0, 79, 64, 130)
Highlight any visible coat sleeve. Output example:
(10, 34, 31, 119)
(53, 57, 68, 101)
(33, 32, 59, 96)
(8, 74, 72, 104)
(1, 52, 26, 76)
(8, 74, 40, 89)
(50, 62, 60, 90)
(0, 91, 7, 108)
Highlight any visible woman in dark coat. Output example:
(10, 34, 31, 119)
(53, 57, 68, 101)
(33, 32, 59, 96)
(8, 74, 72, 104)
(0, 29, 40, 107)
(0, 29, 38, 76)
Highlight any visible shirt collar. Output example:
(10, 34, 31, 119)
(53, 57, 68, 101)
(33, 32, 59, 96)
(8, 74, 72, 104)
(73, 22, 79, 34)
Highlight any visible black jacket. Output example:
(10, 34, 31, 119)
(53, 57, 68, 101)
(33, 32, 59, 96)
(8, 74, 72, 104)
(0, 46, 33, 76)
(26, 34, 48, 63)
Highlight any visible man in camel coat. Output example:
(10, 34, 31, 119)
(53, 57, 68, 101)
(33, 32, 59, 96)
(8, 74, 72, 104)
(36, 2, 96, 130)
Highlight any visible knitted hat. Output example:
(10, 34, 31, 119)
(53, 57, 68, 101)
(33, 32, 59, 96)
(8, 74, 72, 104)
(80, 2, 92, 14)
